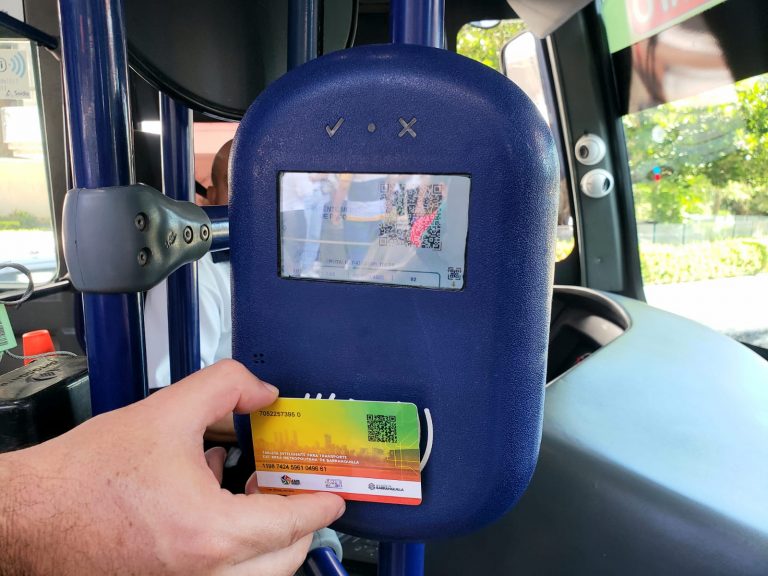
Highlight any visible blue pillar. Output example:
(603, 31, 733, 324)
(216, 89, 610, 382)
(389, 0, 445, 48)
(378, 541, 426, 576)
(305, 547, 349, 576)
(288, 0, 319, 70)
(58, 0, 147, 413)
(287, 4, 347, 575)
(202, 205, 230, 252)
(376, 1, 445, 574)
(160, 94, 200, 383)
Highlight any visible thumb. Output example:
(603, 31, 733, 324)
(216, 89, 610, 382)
(148, 360, 278, 432)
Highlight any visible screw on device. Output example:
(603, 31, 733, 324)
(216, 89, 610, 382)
(134, 212, 147, 231)
(137, 248, 151, 266)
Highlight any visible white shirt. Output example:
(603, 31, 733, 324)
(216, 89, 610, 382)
(145, 252, 232, 389)
(280, 173, 314, 211)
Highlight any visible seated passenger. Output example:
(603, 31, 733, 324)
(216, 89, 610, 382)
(145, 140, 234, 441)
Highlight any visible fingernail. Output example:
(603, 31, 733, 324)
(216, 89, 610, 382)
(335, 501, 346, 520)
(262, 381, 279, 395)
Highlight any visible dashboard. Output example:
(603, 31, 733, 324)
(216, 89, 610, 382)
(427, 286, 768, 575)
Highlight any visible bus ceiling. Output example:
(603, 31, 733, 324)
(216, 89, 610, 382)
(121, 0, 592, 121)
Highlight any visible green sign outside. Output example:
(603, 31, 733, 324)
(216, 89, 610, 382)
(601, 0, 728, 53)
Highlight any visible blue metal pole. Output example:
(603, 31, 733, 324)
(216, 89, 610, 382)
(378, 542, 425, 576)
(202, 205, 230, 252)
(304, 547, 349, 576)
(58, 0, 147, 413)
(160, 94, 200, 383)
(287, 4, 341, 575)
(288, 0, 319, 70)
(389, 0, 444, 48)
(379, 4, 444, 574)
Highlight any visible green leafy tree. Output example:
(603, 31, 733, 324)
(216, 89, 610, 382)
(735, 78, 768, 214)
(623, 75, 768, 222)
(459, 23, 768, 227)
(456, 21, 527, 72)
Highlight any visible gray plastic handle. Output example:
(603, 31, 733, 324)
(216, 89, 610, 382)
(63, 184, 212, 293)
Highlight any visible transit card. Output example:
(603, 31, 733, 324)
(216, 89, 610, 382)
(250, 398, 421, 505)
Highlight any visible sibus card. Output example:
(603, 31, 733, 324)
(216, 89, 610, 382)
(250, 398, 422, 505)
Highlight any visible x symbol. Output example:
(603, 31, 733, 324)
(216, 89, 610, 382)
(398, 117, 417, 138)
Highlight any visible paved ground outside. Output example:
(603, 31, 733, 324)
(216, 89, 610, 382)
(645, 273, 768, 348)
(0, 230, 57, 286)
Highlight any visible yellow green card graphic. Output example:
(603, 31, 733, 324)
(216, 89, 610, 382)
(251, 398, 422, 505)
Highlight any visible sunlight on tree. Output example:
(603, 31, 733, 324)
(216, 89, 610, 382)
(456, 21, 527, 72)
(623, 75, 768, 223)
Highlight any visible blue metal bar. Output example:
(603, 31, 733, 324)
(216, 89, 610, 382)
(58, 0, 147, 413)
(377, 4, 444, 575)
(389, 0, 444, 48)
(160, 94, 200, 383)
(305, 547, 349, 576)
(287, 5, 337, 576)
(378, 543, 425, 576)
(288, 0, 319, 70)
(0, 11, 58, 50)
(202, 205, 230, 252)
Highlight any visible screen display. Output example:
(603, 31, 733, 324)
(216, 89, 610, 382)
(279, 173, 470, 289)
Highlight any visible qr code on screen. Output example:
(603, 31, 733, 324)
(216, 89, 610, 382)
(421, 219, 442, 250)
(366, 414, 398, 443)
(447, 267, 462, 281)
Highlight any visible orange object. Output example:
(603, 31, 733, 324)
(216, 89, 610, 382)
(22, 330, 55, 365)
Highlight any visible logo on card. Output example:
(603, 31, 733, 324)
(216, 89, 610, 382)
(281, 475, 300, 486)
(368, 483, 404, 493)
(325, 479, 343, 489)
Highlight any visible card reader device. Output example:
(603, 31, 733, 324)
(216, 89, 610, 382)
(230, 44, 559, 541)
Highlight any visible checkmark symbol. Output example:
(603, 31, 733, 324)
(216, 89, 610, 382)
(325, 117, 344, 138)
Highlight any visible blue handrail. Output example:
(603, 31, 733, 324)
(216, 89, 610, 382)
(59, 0, 147, 413)
(305, 547, 349, 576)
(378, 1, 445, 573)
(160, 94, 201, 383)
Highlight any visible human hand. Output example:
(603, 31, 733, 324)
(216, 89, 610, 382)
(330, 207, 343, 227)
(0, 360, 345, 575)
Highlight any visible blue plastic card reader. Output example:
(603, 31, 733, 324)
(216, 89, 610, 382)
(231, 44, 559, 541)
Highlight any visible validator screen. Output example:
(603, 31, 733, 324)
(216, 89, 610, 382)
(279, 173, 470, 289)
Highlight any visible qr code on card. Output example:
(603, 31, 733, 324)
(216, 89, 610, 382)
(366, 414, 397, 443)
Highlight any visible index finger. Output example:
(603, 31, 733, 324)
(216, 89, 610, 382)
(147, 360, 278, 431)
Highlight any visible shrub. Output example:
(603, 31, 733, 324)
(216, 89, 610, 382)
(640, 239, 768, 285)
(555, 238, 575, 261)
(0, 211, 50, 230)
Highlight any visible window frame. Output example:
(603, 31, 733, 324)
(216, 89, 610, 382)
(500, 30, 579, 278)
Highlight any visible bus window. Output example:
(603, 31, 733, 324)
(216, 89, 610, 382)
(457, 21, 574, 261)
(0, 39, 55, 290)
(623, 72, 768, 347)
